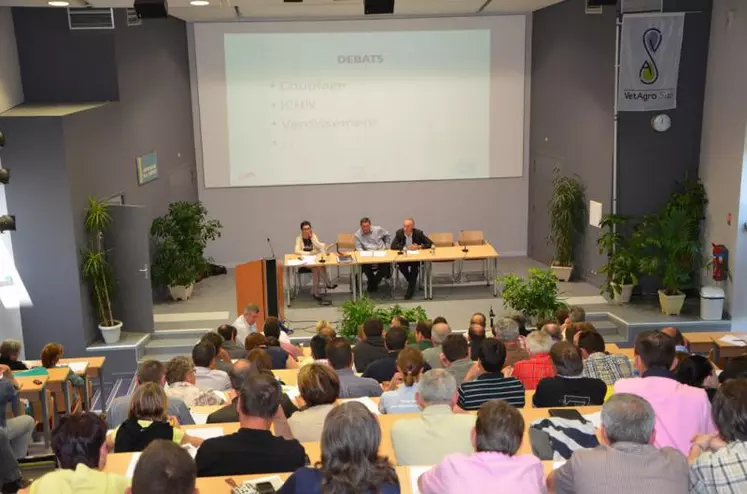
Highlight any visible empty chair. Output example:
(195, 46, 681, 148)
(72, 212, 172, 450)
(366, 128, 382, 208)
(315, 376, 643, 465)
(457, 230, 490, 283)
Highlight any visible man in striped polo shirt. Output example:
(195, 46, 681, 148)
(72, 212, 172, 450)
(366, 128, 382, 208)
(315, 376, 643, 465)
(457, 338, 526, 411)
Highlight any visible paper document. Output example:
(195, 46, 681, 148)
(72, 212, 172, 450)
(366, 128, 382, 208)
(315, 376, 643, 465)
(286, 259, 303, 267)
(583, 411, 602, 429)
(190, 413, 209, 425)
(282, 385, 300, 401)
(64, 362, 88, 374)
(409, 466, 431, 494)
(719, 335, 747, 347)
(407, 250, 420, 255)
(186, 427, 224, 440)
(359, 251, 373, 257)
(373, 251, 387, 257)
(343, 397, 380, 415)
(301, 255, 317, 264)
(126, 453, 142, 478)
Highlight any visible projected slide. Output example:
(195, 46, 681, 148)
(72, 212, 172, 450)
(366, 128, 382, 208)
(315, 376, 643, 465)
(223, 30, 491, 187)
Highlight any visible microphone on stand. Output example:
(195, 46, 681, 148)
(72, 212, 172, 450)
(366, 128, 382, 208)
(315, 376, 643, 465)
(489, 306, 495, 329)
(266, 237, 276, 259)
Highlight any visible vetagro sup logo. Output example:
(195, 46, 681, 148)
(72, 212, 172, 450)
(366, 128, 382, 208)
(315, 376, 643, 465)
(639, 27, 662, 85)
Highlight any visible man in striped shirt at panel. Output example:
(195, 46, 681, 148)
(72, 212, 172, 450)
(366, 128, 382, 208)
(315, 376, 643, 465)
(457, 338, 525, 411)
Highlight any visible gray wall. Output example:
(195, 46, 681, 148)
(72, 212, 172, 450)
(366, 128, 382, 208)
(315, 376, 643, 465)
(0, 116, 89, 356)
(0, 7, 23, 113)
(528, 0, 617, 284)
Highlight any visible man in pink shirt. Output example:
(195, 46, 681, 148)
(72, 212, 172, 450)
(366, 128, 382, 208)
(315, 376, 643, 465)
(418, 400, 545, 494)
(613, 331, 715, 455)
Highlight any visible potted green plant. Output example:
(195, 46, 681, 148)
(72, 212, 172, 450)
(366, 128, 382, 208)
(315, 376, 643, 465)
(338, 297, 428, 343)
(498, 268, 567, 322)
(598, 213, 640, 304)
(548, 169, 587, 282)
(151, 201, 222, 301)
(81, 196, 121, 344)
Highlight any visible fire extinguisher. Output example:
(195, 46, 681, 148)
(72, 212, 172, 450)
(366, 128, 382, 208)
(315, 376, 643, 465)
(712, 244, 728, 281)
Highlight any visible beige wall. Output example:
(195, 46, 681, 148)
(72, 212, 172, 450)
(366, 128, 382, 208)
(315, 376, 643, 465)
(700, 0, 747, 316)
(0, 7, 23, 113)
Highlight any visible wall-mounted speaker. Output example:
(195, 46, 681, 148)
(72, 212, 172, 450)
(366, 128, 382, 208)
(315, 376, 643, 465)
(365, 0, 394, 15)
(134, 0, 168, 19)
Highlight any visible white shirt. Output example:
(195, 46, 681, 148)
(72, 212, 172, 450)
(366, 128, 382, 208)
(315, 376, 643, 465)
(194, 366, 231, 391)
(232, 315, 257, 343)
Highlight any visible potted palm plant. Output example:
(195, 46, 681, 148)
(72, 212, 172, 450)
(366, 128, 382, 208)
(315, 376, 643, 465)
(81, 196, 121, 344)
(548, 169, 587, 282)
(151, 201, 222, 301)
(598, 214, 640, 304)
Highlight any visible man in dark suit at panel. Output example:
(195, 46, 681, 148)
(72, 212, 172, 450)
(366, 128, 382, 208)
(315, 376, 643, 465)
(390, 218, 433, 300)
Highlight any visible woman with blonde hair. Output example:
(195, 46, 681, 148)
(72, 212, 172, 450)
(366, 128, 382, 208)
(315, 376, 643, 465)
(287, 363, 340, 442)
(107, 382, 203, 452)
(379, 348, 424, 414)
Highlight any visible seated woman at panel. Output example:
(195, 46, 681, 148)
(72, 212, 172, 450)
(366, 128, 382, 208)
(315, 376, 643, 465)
(278, 401, 400, 494)
(294, 221, 337, 302)
(107, 382, 203, 453)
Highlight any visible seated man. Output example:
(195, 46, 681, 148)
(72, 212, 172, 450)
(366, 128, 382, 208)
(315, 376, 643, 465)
(548, 394, 688, 494)
(457, 339, 525, 410)
(106, 360, 193, 428)
(419, 400, 544, 493)
(533, 342, 606, 407)
(129, 440, 196, 494)
(354, 217, 391, 293)
(578, 331, 633, 385)
(409, 320, 433, 351)
(470, 312, 487, 329)
(492, 318, 529, 368)
(541, 323, 563, 343)
(390, 315, 409, 329)
(660, 326, 689, 353)
(440, 334, 474, 386)
(164, 356, 226, 407)
(422, 322, 452, 370)
(232, 303, 260, 344)
(613, 331, 715, 455)
(363, 327, 409, 383)
(207, 359, 255, 423)
(352, 318, 389, 373)
(309, 333, 331, 366)
(195, 373, 306, 476)
(390, 217, 433, 300)
(27, 412, 129, 493)
(512, 330, 556, 390)
(0, 340, 27, 371)
(217, 324, 247, 360)
(392, 370, 474, 466)
(467, 324, 486, 362)
(0, 365, 34, 494)
(689, 379, 747, 493)
(326, 338, 382, 399)
(200, 332, 233, 373)
(192, 341, 231, 391)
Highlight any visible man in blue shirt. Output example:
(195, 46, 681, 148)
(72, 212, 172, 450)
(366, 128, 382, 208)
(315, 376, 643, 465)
(354, 217, 391, 293)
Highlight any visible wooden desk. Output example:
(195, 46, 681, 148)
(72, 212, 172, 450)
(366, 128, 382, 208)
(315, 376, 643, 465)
(44, 367, 74, 417)
(283, 253, 356, 306)
(25, 357, 105, 410)
(684, 332, 724, 354)
(273, 369, 299, 387)
(14, 374, 51, 447)
(711, 332, 747, 359)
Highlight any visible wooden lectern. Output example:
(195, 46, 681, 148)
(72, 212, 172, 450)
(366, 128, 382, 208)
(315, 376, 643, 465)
(235, 258, 284, 329)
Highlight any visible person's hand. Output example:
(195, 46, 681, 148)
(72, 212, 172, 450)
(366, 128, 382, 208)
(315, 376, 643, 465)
(502, 366, 514, 378)
(463, 362, 483, 383)
(692, 434, 724, 452)
(388, 372, 404, 390)
(0, 364, 10, 376)
(409, 244, 421, 250)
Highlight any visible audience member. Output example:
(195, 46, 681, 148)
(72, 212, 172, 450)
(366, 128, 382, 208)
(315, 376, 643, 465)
(0, 340, 27, 371)
(107, 360, 193, 428)
(457, 339, 525, 410)
(511, 314, 530, 337)
(578, 331, 633, 385)
(326, 338, 382, 399)
(467, 323, 486, 362)
(244, 333, 269, 352)
(129, 440, 196, 494)
(380, 348, 424, 414)
(309, 334, 331, 366)
(613, 331, 715, 455)
(233, 303, 260, 342)
(164, 356, 225, 407)
(207, 360, 256, 423)
(440, 334, 473, 385)
(363, 327, 408, 383)
(314, 320, 335, 334)
(200, 331, 233, 373)
(264, 316, 302, 359)
(195, 373, 305, 477)
(28, 412, 128, 494)
(41, 343, 85, 391)
(109, 383, 202, 453)
(217, 324, 247, 359)
(470, 312, 487, 328)
(689, 379, 747, 493)
(353, 318, 389, 373)
(675, 355, 718, 402)
(493, 317, 529, 368)
(239, 351, 299, 419)
(0, 365, 34, 493)
(409, 319, 433, 351)
(288, 364, 340, 442)
(661, 326, 689, 353)
(542, 323, 563, 342)
(419, 400, 544, 494)
(278, 402, 399, 494)
(391, 315, 409, 329)
(391, 370, 475, 465)
(569, 306, 586, 323)
(556, 308, 570, 325)
(548, 393, 688, 494)
(191, 341, 231, 391)
(532, 342, 606, 407)
(422, 322, 451, 369)
(432, 316, 448, 325)
(512, 330, 556, 390)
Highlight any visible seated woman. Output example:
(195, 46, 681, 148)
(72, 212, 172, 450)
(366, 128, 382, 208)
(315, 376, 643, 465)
(164, 356, 226, 407)
(379, 348, 424, 414)
(244, 333, 295, 370)
(40, 343, 85, 412)
(294, 221, 337, 302)
(107, 383, 203, 453)
(675, 354, 719, 401)
(279, 401, 400, 494)
(288, 364, 340, 442)
(0, 339, 28, 370)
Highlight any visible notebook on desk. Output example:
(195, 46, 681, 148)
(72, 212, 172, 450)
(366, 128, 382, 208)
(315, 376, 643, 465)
(337, 254, 353, 263)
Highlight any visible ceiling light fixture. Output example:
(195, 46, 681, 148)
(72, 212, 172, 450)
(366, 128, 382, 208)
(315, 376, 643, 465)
(48, 1, 70, 6)
(190, 0, 210, 5)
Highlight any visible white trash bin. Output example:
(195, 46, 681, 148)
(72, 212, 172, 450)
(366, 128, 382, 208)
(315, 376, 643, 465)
(700, 286, 725, 321)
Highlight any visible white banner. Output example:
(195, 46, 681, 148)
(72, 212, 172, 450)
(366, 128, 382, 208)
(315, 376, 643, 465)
(618, 13, 684, 112)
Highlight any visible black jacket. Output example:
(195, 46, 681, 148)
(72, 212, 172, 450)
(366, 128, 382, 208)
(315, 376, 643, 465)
(353, 337, 388, 373)
(207, 396, 297, 424)
(390, 228, 433, 251)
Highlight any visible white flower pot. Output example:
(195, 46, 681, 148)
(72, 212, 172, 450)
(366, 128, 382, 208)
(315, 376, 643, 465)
(99, 320, 122, 344)
(612, 283, 634, 304)
(169, 284, 194, 301)
(551, 265, 573, 282)
(658, 289, 686, 316)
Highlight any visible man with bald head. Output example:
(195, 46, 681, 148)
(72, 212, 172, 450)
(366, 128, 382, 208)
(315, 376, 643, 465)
(660, 327, 689, 353)
(207, 359, 255, 424)
(422, 322, 452, 369)
(390, 217, 433, 300)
